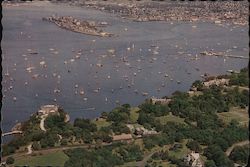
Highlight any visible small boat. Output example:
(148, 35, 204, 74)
(93, 89, 99, 93)
(4, 68, 10, 77)
(177, 81, 181, 84)
(142, 92, 148, 96)
(26, 67, 35, 72)
(13, 97, 17, 101)
(153, 51, 159, 55)
(107, 49, 115, 54)
(79, 90, 84, 95)
(54, 89, 61, 93)
(32, 74, 39, 79)
(39, 61, 46, 66)
(83, 98, 88, 101)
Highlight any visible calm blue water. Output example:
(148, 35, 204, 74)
(1, 2, 249, 137)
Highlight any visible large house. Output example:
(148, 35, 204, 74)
(38, 105, 59, 115)
(112, 133, 133, 142)
(203, 78, 229, 87)
(151, 97, 172, 105)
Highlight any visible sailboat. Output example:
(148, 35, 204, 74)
(5, 67, 10, 77)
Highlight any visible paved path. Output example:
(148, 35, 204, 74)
(225, 140, 249, 156)
(40, 115, 47, 132)
(137, 150, 159, 167)
(26, 144, 33, 155)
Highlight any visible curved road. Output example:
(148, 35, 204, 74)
(225, 140, 249, 156)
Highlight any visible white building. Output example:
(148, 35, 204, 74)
(184, 151, 204, 167)
(38, 105, 59, 115)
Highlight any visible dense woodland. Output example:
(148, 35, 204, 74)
(2, 67, 249, 167)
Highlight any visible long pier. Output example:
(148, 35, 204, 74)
(2, 130, 23, 137)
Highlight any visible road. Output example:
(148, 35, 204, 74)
(136, 150, 159, 167)
(40, 115, 47, 132)
(225, 140, 249, 156)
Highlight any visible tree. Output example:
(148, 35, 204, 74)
(204, 145, 234, 167)
(186, 140, 202, 153)
(6, 157, 15, 164)
(205, 160, 216, 167)
(229, 145, 249, 164)
(74, 118, 97, 132)
(32, 141, 41, 150)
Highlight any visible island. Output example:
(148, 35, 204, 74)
(1, 66, 249, 167)
(43, 16, 114, 37)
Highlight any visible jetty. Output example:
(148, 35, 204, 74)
(200, 51, 248, 59)
(2, 130, 23, 137)
(43, 16, 113, 37)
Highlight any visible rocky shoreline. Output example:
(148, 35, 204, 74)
(43, 16, 113, 37)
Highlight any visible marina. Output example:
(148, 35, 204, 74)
(1, 1, 249, 135)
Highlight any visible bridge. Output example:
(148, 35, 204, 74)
(2, 130, 23, 137)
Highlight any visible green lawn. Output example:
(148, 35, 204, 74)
(14, 151, 69, 167)
(168, 140, 190, 159)
(149, 160, 177, 167)
(156, 114, 185, 125)
(129, 107, 140, 123)
(92, 118, 111, 130)
(116, 161, 138, 167)
(217, 107, 249, 126)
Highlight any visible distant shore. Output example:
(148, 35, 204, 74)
(3, 0, 248, 26)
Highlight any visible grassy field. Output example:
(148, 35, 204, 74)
(117, 161, 138, 167)
(14, 151, 69, 167)
(92, 118, 111, 130)
(168, 140, 190, 159)
(217, 107, 249, 126)
(156, 114, 185, 125)
(149, 160, 177, 167)
(129, 107, 140, 123)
